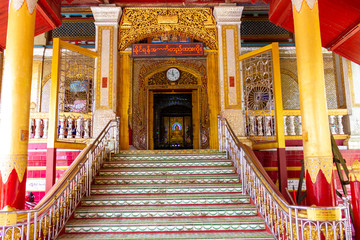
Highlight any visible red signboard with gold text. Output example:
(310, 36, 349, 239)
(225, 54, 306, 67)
(132, 43, 203, 57)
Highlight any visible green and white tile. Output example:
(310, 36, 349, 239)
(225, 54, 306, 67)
(58, 231, 274, 239)
(58, 231, 274, 240)
(94, 174, 239, 185)
(81, 193, 250, 206)
(65, 217, 266, 233)
(111, 153, 227, 161)
(74, 204, 257, 218)
(99, 166, 235, 176)
(102, 159, 233, 168)
(90, 183, 242, 195)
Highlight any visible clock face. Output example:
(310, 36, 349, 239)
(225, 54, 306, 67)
(166, 68, 180, 82)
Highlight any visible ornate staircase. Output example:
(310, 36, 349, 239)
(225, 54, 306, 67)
(57, 150, 274, 239)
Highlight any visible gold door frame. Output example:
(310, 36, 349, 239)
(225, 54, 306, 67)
(147, 90, 200, 150)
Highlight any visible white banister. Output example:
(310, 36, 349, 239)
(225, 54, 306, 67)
(249, 115, 255, 136)
(34, 118, 42, 139)
(329, 115, 336, 134)
(67, 117, 74, 138)
(265, 116, 272, 136)
(76, 117, 83, 139)
(43, 118, 49, 139)
(283, 116, 288, 136)
(219, 117, 352, 240)
(337, 115, 344, 134)
(298, 116, 302, 135)
(0, 119, 119, 240)
(59, 118, 65, 139)
(288, 116, 296, 135)
(84, 118, 90, 139)
(256, 116, 263, 136)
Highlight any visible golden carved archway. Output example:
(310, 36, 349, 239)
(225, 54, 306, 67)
(132, 59, 210, 150)
(119, 7, 218, 51)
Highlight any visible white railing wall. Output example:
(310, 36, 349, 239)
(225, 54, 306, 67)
(0, 118, 119, 240)
(246, 110, 348, 138)
(219, 116, 352, 240)
(29, 113, 92, 140)
(283, 109, 347, 136)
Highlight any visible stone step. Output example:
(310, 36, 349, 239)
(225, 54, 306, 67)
(81, 193, 250, 206)
(74, 204, 257, 218)
(90, 183, 242, 195)
(103, 159, 233, 168)
(65, 216, 267, 233)
(98, 166, 235, 176)
(111, 153, 228, 161)
(94, 174, 239, 185)
(58, 231, 274, 239)
(111, 151, 227, 161)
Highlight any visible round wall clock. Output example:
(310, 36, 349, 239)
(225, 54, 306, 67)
(166, 68, 180, 82)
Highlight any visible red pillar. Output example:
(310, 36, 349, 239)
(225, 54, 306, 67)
(0, 0, 37, 210)
(46, 148, 57, 192)
(291, 0, 336, 206)
(277, 148, 288, 198)
(350, 160, 360, 239)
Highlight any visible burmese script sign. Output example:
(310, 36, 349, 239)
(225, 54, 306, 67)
(132, 43, 204, 57)
(307, 208, 341, 221)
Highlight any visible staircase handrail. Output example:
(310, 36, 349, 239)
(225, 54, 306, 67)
(0, 118, 120, 240)
(218, 116, 352, 239)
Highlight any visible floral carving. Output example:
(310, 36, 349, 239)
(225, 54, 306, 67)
(119, 8, 217, 51)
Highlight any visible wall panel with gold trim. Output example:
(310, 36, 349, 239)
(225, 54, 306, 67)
(222, 25, 241, 109)
(95, 26, 114, 110)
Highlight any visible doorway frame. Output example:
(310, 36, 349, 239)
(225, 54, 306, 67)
(147, 90, 201, 150)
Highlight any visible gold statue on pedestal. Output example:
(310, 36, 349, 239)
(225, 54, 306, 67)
(170, 122, 183, 147)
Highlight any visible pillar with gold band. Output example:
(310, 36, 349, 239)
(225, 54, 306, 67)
(118, 51, 132, 150)
(292, 0, 336, 206)
(350, 160, 360, 238)
(0, 0, 38, 210)
(206, 51, 220, 149)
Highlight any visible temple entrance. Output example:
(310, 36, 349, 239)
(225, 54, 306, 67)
(153, 93, 193, 149)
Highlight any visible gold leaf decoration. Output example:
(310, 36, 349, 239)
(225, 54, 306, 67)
(304, 156, 333, 184)
(350, 160, 360, 182)
(0, 154, 28, 184)
(119, 7, 217, 51)
(148, 70, 198, 86)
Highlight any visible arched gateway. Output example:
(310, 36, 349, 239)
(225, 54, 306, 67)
(91, 5, 243, 150)
(117, 7, 221, 150)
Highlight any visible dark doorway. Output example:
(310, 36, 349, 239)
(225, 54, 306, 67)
(153, 93, 193, 149)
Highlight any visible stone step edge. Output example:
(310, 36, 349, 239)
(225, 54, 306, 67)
(57, 232, 274, 240)
(75, 204, 256, 211)
(114, 150, 225, 155)
(94, 174, 239, 179)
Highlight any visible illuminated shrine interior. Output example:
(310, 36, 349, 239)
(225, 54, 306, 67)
(0, 0, 360, 239)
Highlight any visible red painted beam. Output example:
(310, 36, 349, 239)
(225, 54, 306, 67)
(0, 0, 61, 51)
(268, 0, 360, 65)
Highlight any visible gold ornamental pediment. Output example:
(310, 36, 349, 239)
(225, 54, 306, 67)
(157, 15, 178, 24)
(119, 7, 218, 51)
